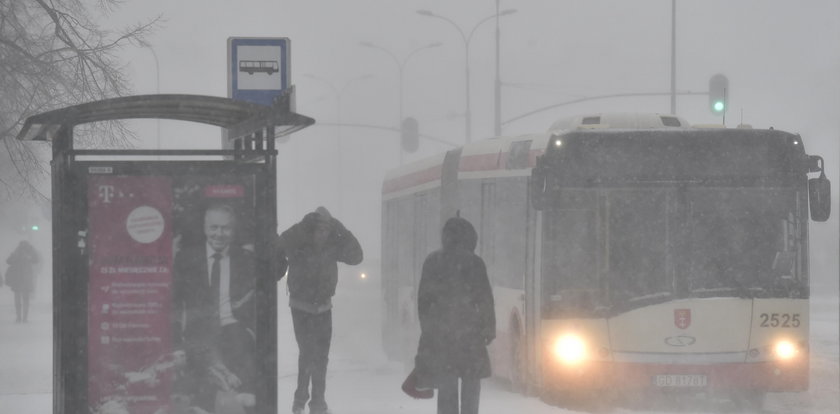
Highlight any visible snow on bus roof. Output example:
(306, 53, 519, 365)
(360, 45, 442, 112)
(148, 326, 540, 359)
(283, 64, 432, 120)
(548, 112, 690, 133)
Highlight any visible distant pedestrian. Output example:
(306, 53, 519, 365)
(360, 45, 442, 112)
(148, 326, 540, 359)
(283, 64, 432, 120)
(274, 206, 363, 414)
(414, 216, 495, 414)
(5, 240, 40, 323)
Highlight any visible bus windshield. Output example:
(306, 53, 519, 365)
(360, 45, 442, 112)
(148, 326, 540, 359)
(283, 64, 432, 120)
(683, 188, 803, 297)
(541, 186, 807, 317)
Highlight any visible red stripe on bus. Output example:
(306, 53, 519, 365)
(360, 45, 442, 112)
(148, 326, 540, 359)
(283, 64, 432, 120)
(382, 165, 442, 194)
(383, 148, 545, 195)
(459, 153, 502, 172)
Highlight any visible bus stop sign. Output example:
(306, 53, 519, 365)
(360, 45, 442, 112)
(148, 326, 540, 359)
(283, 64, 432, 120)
(228, 37, 291, 106)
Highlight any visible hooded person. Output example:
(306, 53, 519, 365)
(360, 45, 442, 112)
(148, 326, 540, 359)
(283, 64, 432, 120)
(412, 216, 495, 414)
(274, 206, 363, 414)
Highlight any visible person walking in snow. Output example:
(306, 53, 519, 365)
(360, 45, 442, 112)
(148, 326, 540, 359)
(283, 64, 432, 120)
(414, 216, 495, 414)
(5, 240, 40, 323)
(274, 206, 363, 414)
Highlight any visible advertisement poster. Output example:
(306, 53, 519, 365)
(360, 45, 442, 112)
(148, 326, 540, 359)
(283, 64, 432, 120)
(88, 172, 257, 414)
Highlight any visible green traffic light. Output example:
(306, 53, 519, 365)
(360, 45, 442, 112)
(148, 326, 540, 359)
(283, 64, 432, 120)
(708, 74, 729, 115)
(31, 225, 39, 231)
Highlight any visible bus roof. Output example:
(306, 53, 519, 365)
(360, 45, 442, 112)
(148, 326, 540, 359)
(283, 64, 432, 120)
(541, 128, 808, 184)
(548, 112, 690, 132)
(382, 114, 807, 197)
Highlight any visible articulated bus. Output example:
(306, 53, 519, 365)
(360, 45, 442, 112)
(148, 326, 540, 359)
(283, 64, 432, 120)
(380, 113, 831, 407)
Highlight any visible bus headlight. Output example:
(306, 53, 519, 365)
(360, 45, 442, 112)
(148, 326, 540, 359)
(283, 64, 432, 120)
(774, 340, 799, 360)
(552, 334, 587, 365)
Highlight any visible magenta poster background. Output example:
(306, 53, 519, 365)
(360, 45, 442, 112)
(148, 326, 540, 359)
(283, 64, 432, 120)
(88, 176, 173, 414)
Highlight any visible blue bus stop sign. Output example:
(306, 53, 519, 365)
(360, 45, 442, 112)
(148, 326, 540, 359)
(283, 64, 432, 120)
(228, 37, 290, 106)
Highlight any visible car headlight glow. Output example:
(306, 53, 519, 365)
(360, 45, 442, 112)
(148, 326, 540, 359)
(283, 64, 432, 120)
(552, 334, 587, 365)
(774, 340, 799, 360)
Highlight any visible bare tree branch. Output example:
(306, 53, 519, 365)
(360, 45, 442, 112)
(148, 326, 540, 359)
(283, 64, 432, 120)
(0, 0, 160, 199)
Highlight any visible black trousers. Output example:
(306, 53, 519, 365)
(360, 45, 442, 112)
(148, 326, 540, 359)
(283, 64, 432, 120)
(13, 291, 30, 322)
(291, 308, 332, 410)
(437, 376, 480, 414)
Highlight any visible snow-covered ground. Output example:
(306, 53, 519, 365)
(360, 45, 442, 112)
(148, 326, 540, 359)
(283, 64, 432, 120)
(0, 275, 837, 414)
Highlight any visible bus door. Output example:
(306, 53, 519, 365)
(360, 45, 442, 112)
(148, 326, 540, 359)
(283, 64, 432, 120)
(525, 207, 543, 389)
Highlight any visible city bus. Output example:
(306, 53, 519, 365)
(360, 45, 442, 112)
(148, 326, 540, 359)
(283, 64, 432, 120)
(380, 113, 831, 408)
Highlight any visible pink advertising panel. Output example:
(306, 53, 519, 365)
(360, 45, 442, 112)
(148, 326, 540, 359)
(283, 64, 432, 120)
(88, 176, 174, 414)
(87, 172, 257, 414)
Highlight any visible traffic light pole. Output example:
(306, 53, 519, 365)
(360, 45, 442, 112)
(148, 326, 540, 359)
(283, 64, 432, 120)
(670, 0, 677, 115)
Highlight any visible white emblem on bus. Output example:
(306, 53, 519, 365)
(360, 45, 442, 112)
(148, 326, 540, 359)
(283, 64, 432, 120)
(664, 335, 696, 347)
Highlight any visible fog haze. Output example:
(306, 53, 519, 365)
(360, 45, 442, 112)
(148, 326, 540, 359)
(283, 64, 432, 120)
(1, 1, 837, 413)
(99, 1, 839, 293)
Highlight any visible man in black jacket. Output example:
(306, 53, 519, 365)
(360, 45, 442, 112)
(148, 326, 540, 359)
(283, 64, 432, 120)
(275, 206, 363, 414)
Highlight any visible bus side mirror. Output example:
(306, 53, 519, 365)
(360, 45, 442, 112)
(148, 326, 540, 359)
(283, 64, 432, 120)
(530, 160, 547, 211)
(808, 172, 831, 222)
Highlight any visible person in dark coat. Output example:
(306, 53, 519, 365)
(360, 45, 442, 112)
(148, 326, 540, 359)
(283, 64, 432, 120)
(5, 240, 40, 323)
(274, 206, 363, 414)
(415, 216, 496, 414)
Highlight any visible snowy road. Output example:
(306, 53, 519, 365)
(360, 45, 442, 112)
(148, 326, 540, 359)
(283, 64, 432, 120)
(0, 278, 837, 414)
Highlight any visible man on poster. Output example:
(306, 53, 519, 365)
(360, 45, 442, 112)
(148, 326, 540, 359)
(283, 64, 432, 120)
(171, 203, 268, 412)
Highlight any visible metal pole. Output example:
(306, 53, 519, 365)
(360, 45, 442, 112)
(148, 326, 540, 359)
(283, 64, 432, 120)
(417, 10, 515, 143)
(360, 42, 440, 163)
(494, 0, 502, 136)
(465, 41, 472, 143)
(670, 0, 677, 115)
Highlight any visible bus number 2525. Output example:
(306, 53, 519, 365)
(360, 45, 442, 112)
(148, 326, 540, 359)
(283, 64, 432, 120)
(759, 313, 801, 328)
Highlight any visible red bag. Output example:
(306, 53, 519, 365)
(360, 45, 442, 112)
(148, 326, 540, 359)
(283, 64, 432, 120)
(401, 368, 434, 399)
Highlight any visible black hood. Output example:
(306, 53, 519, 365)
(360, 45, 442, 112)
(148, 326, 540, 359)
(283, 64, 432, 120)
(441, 217, 477, 253)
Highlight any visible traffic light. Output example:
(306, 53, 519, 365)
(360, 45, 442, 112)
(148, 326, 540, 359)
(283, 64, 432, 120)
(16, 223, 40, 234)
(401, 117, 419, 153)
(709, 74, 728, 115)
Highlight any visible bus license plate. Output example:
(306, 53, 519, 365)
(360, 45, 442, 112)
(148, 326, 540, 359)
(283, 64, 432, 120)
(653, 374, 708, 387)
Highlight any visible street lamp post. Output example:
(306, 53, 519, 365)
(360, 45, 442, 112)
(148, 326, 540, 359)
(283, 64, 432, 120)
(670, 0, 677, 115)
(417, 8, 516, 143)
(494, 0, 503, 136)
(359, 41, 441, 163)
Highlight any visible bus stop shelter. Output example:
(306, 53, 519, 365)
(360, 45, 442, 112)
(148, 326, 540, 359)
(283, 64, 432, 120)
(16, 93, 313, 414)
